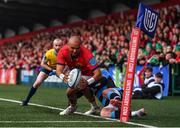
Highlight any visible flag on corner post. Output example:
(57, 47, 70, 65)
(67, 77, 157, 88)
(136, 3, 159, 38)
(120, 3, 159, 123)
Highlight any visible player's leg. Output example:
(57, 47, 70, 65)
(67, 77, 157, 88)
(82, 87, 100, 115)
(70, 91, 83, 106)
(101, 88, 146, 119)
(131, 108, 147, 117)
(92, 77, 117, 107)
(95, 85, 110, 107)
(101, 107, 146, 119)
(93, 77, 117, 107)
(102, 88, 123, 101)
(101, 88, 131, 119)
(66, 88, 78, 107)
(74, 87, 101, 115)
(101, 99, 146, 119)
(22, 71, 49, 106)
(60, 87, 99, 115)
(59, 88, 79, 115)
(83, 77, 108, 115)
(101, 106, 118, 119)
(100, 99, 121, 119)
(84, 80, 118, 115)
(84, 77, 116, 115)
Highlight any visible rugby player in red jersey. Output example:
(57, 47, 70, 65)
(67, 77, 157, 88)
(56, 36, 101, 115)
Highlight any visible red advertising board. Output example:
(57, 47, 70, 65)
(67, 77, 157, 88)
(0, 68, 16, 85)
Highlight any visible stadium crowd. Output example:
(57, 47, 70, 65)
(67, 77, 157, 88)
(0, 5, 179, 70)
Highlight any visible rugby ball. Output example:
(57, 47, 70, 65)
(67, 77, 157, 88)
(67, 68, 81, 88)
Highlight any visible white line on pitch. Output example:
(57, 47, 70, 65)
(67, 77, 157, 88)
(0, 97, 157, 128)
(0, 121, 113, 123)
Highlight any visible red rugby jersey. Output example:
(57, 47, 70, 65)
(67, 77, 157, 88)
(57, 45, 98, 76)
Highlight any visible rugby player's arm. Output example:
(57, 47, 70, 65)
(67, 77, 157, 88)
(86, 54, 102, 85)
(56, 63, 69, 83)
(86, 66, 102, 86)
(41, 56, 53, 71)
(92, 68, 102, 81)
(56, 64, 65, 76)
(56, 52, 68, 82)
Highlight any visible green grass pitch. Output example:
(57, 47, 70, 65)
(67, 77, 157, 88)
(0, 84, 180, 127)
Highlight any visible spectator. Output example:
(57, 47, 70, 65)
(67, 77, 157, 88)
(0, 5, 179, 70)
(175, 44, 180, 63)
(144, 42, 155, 59)
(133, 72, 164, 100)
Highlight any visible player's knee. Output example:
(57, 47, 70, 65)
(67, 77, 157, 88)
(66, 89, 73, 97)
(82, 88, 95, 102)
(33, 81, 42, 88)
(66, 89, 77, 104)
(66, 88, 77, 97)
(33, 75, 47, 88)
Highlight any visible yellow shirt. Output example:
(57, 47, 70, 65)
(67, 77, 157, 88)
(43, 49, 57, 69)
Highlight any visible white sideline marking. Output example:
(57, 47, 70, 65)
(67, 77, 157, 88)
(0, 121, 113, 123)
(0, 97, 157, 128)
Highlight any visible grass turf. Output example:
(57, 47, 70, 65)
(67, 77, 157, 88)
(0, 84, 180, 127)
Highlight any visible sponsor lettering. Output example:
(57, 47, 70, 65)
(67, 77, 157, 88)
(120, 28, 140, 122)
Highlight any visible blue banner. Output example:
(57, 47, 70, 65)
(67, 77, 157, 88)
(136, 3, 159, 38)
(20, 69, 67, 88)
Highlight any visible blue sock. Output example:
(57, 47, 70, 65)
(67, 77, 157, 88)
(24, 87, 37, 103)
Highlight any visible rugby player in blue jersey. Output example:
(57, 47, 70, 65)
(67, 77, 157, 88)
(76, 68, 146, 118)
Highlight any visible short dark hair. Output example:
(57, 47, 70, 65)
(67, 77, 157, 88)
(145, 66, 153, 72)
(155, 72, 163, 78)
